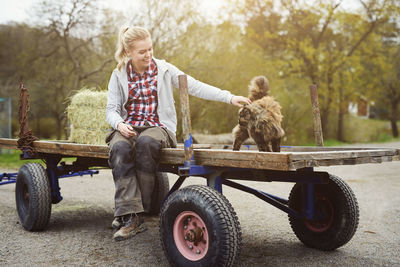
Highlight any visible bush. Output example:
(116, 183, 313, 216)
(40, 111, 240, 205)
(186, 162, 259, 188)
(343, 115, 396, 143)
(31, 117, 59, 139)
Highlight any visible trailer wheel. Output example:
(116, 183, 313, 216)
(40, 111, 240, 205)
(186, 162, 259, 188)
(15, 163, 52, 231)
(149, 172, 169, 215)
(288, 174, 359, 251)
(160, 185, 241, 266)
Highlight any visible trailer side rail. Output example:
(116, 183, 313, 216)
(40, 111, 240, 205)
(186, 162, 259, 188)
(1, 138, 398, 173)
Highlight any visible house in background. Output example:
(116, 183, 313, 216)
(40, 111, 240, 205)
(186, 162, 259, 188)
(348, 96, 370, 118)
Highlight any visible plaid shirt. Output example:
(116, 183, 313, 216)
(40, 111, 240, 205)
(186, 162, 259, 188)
(124, 59, 163, 127)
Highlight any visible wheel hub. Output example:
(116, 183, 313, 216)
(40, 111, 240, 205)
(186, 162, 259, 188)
(185, 225, 204, 244)
(173, 211, 209, 261)
(304, 194, 334, 232)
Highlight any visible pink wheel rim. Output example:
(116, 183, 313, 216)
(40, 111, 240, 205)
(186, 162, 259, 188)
(173, 211, 209, 261)
(304, 194, 334, 232)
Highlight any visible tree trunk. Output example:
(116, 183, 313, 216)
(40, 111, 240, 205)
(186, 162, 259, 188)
(36, 117, 41, 138)
(390, 100, 399, 138)
(55, 114, 63, 140)
(337, 105, 345, 141)
(337, 73, 345, 142)
(390, 119, 398, 138)
(321, 106, 329, 138)
(321, 72, 335, 138)
(63, 117, 69, 140)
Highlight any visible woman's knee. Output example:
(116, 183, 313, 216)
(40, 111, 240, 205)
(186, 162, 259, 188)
(136, 136, 161, 153)
(109, 141, 133, 167)
(136, 136, 161, 171)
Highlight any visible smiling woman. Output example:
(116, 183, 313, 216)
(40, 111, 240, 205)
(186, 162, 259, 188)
(108, 25, 251, 134)
(105, 25, 251, 243)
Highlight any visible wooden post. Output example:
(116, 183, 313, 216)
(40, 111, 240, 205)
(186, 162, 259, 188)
(17, 81, 38, 155)
(179, 75, 194, 163)
(309, 84, 324, 147)
(19, 82, 30, 137)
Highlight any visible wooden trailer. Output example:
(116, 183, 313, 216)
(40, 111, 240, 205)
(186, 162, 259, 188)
(1, 78, 399, 266)
(1, 137, 399, 266)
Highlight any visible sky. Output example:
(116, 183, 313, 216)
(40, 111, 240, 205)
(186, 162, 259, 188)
(0, 0, 226, 24)
(0, 0, 360, 25)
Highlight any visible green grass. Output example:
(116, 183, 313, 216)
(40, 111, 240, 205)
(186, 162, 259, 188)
(343, 116, 398, 143)
(303, 139, 349, 147)
(303, 136, 400, 147)
(302, 116, 399, 146)
(0, 150, 43, 169)
(0, 150, 76, 170)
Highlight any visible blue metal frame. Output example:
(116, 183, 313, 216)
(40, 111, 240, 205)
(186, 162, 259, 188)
(222, 179, 299, 218)
(1, 151, 100, 204)
(1, 170, 99, 186)
(46, 155, 63, 203)
(165, 161, 324, 220)
(0, 172, 18, 185)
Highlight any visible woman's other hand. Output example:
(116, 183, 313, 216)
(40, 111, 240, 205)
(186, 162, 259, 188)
(230, 95, 252, 108)
(117, 122, 137, 138)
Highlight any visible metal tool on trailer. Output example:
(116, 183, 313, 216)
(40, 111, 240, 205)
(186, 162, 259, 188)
(0, 78, 399, 266)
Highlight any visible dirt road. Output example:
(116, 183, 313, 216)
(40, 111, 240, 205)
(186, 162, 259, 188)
(1, 142, 399, 266)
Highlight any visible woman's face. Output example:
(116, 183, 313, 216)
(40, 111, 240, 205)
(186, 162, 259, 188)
(127, 37, 153, 73)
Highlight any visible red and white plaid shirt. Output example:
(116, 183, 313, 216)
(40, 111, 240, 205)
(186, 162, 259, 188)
(124, 59, 163, 127)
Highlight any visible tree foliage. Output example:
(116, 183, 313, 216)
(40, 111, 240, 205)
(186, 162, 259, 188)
(0, 0, 398, 143)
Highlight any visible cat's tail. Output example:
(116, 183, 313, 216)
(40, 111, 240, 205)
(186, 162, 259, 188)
(248, 76, 270, 101)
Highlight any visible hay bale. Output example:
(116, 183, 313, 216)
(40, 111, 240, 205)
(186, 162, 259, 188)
(67, 88, 109, 144)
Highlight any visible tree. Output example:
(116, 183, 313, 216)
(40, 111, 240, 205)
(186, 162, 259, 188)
(127, 0, 202, 59)
(28, 0, 117, 138)
(237, 0, 396, 140)
(355, 16, 400, 137)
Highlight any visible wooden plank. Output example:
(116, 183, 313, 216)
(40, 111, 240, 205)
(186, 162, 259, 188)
(281, 146, 387, 152)
(3, 138, 396, 155)
(36, 148, 107, 159)
(194, 149, 291, 171)
(176, 144, 212, 149)
(291, 155, 397, 169)
(0, 138, 18, 149)
(162, 149, 291, 170)
(206, 145, 393, 152)
(0, 139, 290, 170)
(1, 138, 399, 171)
(36, 140, 106, 153)
(290, 149, 397, 160)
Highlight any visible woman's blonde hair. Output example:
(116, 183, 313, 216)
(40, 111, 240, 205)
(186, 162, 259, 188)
(115, 26, 151, 71)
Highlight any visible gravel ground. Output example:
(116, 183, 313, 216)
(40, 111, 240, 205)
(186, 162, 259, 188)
(0, 142, 399, 266)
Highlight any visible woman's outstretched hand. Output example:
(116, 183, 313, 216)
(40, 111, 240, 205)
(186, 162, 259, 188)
(230, 95, 252, 108)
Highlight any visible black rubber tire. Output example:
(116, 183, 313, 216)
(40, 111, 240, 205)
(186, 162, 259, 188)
(15, 163, 52, 231)
(288, 174, 359, 251)
(149, 172, 169, 215)
(160, 185, 242, 267)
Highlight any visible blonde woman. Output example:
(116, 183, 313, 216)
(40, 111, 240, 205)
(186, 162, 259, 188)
(106, 26, 251, 241)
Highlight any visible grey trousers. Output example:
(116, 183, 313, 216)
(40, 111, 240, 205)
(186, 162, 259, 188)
(106, 125, 176, 217)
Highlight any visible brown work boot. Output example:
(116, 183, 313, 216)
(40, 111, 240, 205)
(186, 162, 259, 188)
(113, 213, 147, 241)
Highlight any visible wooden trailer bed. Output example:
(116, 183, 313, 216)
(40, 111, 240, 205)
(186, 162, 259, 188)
(1, 138, 398, 171)
(2, 80, 400, 265)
